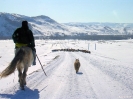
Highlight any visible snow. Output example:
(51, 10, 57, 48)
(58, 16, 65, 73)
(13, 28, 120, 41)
(0, 39, 133, 99)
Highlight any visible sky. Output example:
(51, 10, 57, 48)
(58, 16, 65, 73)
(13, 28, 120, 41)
(0, 0, 133, 23)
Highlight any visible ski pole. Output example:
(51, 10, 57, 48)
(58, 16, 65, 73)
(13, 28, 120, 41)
(36, 54, 47, 76)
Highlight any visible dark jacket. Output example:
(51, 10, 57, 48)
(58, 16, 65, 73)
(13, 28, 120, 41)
(12, 27, 35, 48)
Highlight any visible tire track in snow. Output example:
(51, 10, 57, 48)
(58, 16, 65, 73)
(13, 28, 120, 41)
(26, 52, 65, 90)
(87, 52, 133, 91)
(38, 52, 72, 99)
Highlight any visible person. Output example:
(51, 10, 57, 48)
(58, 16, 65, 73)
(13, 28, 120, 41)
(12, 20, 36, 65)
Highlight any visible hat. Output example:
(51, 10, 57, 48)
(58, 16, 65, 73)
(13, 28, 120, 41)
(22, 21, 28, 30)
(22, 21, 28, 26)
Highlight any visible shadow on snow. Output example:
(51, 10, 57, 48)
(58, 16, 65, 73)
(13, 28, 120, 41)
(76, 72, 83, 75)
(0, 87, 39, 99)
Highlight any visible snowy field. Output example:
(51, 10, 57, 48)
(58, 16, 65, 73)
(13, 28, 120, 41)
(0, 39, 133, 99)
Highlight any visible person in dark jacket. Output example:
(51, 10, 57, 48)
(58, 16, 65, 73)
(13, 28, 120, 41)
(12, 20, 36, 65)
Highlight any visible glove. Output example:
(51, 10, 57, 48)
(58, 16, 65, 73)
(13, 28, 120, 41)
(31, 47, 36, 52)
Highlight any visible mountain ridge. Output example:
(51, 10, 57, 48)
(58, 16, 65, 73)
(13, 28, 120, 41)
(0, 12, 133, 39)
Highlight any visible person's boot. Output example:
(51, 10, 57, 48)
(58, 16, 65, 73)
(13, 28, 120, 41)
(32, 50, 36, 65)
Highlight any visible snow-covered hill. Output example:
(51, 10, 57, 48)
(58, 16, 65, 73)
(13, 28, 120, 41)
(0, 12, 71, 37)
(64, 22, 133, 35)
(0, 12, 133, 38)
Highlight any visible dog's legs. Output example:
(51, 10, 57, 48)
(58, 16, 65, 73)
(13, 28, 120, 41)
(76, 70, 78, 73)
(76, 67, 79, 73)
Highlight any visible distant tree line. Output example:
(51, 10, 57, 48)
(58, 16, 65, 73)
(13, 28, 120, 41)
(0, 35, 133, 40)
(0, 36, 12, 40)
(35, 35, 133, 40)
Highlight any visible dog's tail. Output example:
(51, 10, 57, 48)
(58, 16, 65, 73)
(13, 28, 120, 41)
(0, 48, 25, 78)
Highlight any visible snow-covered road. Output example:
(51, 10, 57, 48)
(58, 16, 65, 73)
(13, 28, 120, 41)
(0, 40, 133, 99)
